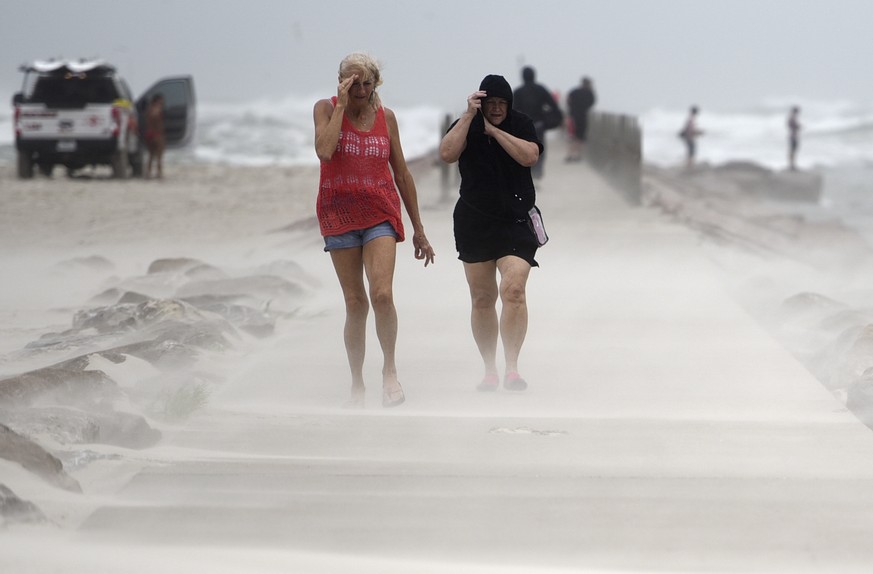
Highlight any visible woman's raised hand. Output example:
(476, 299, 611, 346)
(336, 74, 357, 108)
(466, 90, 486, 116)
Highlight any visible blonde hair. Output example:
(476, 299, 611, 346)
(338, 52, 383, 108)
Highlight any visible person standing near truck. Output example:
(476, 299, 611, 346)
(144, 93, 165, 179)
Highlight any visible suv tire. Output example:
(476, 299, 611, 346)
(111, 150, 128, 179)
(17, 151, 34, 179)
(129, 148, 144, 177)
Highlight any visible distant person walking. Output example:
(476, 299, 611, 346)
(787, 106, 802, 170)
(565, 76, 596, 162)
(512, 66, 562, 180)
(439, 74, 543, 393)
(313, 52, 435, 409)
(679, 105, 703, 168)
(144, 93, 165, 179)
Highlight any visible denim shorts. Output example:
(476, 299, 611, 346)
(323, 221, 398, 252)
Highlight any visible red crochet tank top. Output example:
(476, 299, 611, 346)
(317, 98, 404, 241)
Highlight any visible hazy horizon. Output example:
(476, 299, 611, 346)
(1, 0, 871, 116)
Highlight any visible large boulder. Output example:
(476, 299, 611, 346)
(18, 299, 238, 368)
(2, 407, 161, 449)
(175, 274, 307, 301)
(0, 424, 81, 492)
(0, 363, 118, 409)
(0, 483, 47, 526)
(847, 367, 873, 429)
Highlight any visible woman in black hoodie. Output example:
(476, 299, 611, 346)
(439, 74, 544, 393)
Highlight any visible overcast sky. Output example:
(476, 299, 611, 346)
(2, 0, 871, 114)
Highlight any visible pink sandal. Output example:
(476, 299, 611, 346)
(503, 372, 528, 391)
(476, 373, 499, 392)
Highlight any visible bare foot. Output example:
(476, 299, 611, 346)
(344, 384, 365, 409)
(382, 382, 405, 408)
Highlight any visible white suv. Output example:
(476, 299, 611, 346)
(12, 59, 195, 178)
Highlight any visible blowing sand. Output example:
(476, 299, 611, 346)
(4, 143, 873, 573)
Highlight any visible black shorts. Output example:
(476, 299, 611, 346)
(453, 200, 539, 267)
(571, 116, 589, 142)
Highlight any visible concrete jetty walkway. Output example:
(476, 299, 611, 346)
(20, 141, 873, 573)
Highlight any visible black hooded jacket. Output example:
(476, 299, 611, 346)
(450, 75, 543, 221)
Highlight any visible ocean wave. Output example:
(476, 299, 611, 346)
(190, 97, 444, 166)
(640, 100, 873, 169)
(2, 95, 872, 169)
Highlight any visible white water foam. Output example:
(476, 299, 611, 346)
(4, 94, 872, 170)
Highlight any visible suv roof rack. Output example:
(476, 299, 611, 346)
(20, 59, 116, 74)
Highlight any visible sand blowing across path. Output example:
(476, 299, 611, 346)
(4, 145, 873, 573)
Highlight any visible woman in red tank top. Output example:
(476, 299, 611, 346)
(313, 52, 435, 409)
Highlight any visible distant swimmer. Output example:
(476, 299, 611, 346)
(788, 106, 802, 171)
(679, 105, 703, 169)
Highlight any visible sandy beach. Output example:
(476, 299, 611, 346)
(4, 138, 873, 572)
